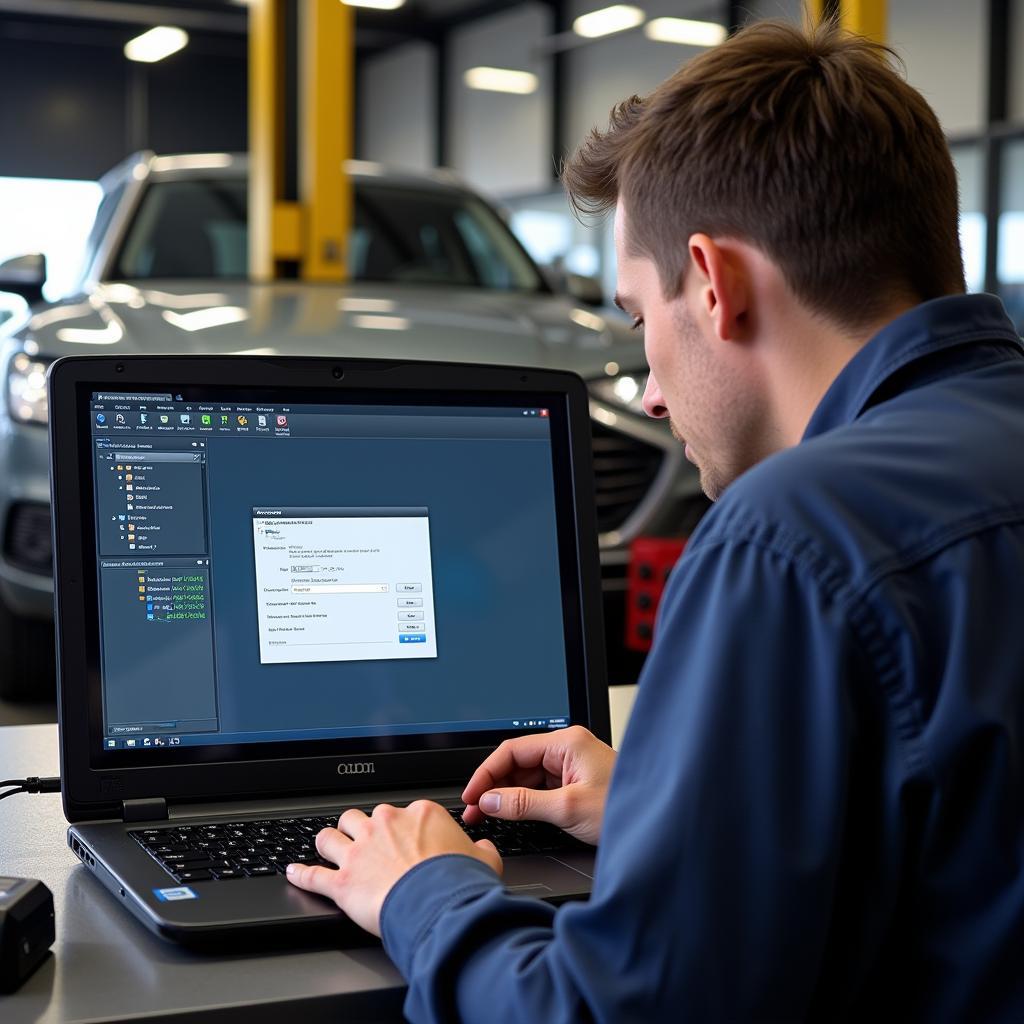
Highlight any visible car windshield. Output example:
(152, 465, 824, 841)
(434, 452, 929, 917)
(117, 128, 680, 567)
(111, 177, 544, 292)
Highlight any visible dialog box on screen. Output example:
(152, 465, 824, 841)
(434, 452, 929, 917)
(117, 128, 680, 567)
(252, 506, 438, 665)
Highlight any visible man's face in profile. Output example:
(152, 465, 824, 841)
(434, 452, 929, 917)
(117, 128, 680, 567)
(613, 204, 756, 501)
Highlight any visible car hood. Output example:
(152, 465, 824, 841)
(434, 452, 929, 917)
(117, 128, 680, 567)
(21, 281, 646, 380)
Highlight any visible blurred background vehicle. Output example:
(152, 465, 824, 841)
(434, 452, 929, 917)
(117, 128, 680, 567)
(0, 151, 707, 701)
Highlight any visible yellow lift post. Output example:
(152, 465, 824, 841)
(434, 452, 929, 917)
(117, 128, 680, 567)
(806, 0, 886, 42)
(248, 0, 354, 283)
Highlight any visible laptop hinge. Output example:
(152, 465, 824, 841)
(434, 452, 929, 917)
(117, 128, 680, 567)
(122, 797, 168, 823)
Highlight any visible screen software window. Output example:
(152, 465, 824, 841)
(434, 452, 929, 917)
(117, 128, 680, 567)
(252, 506, 438, 664)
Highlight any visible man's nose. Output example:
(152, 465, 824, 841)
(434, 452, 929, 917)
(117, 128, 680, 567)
(642, 372, 669, 419)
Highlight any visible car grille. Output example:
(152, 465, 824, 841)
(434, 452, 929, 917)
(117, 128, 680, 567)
(590, 422, 664, 535)
(3, 501, 53, 574)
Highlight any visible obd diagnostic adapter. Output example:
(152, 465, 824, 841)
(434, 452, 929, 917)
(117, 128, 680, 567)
(0, 877, 55, 992)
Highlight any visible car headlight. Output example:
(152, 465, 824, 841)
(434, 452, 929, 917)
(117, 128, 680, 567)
(589, 372, 648, 416)
(7, 351, 51, 425)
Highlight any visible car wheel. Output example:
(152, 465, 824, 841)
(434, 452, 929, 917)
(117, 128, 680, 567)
(0, 597, 56, 702)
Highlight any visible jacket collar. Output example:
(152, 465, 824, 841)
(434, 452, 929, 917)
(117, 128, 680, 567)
(803, 294, 1023, 442)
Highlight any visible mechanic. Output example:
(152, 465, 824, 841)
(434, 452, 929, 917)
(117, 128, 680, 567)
(287, 19, 1024, 1022)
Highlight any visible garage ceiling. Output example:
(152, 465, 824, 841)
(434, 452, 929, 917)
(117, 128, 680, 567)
(0, 0, 533, 52)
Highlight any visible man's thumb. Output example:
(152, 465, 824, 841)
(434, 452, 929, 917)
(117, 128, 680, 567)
(478, 787, 559, 823)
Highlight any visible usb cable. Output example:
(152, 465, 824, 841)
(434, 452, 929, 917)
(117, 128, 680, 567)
(0, 777, 61, 802)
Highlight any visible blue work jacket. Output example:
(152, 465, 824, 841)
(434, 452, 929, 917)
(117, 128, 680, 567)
(381, 293, 1024, 1023)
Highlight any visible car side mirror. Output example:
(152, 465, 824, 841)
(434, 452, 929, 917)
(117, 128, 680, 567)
(566, 272, 603, 307)
(0, 253, 46, 305)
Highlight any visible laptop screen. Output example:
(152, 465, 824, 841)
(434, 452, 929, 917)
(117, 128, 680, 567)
(84, 387, 577, 760)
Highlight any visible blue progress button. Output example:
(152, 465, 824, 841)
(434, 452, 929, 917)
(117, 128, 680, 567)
(399, 634, 426, 644)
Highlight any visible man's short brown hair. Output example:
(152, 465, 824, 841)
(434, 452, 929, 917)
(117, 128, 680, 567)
(562, 19, 965, 328)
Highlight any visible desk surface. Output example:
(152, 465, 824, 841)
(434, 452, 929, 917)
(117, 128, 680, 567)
(0, 688, 636, 1023)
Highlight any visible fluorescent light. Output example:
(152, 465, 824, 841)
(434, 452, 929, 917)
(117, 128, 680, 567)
(573, 5, 644, 39)
(644, 17, 727, 46)
(341, 0, 406, 9)
(124, 26, 188, 63)
(464, 67, 538, 95)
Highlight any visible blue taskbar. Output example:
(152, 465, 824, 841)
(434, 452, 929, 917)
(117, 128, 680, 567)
(103, 716, 570, 751)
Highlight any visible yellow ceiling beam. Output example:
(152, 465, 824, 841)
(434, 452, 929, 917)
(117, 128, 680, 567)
(248, 0, 353, 282)
(247, 0, 282, 281)
(300, 0, 353, 281)
(805, 0, 886, 42)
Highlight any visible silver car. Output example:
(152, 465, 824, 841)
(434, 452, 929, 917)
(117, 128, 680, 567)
(0, 152, 704, 699)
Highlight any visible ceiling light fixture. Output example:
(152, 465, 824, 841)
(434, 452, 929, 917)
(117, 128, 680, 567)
(341, 0, 406, 9)
(124, 26, 189, 63)
(573, 5, 645, 39)
(464, 67, 539, 95)
(644, 17, 727, 46)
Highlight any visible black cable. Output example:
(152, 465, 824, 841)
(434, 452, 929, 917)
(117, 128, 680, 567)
(0, 776, 60, 798)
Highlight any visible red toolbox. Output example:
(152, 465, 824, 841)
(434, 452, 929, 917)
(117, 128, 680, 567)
(625, 537, 687, 652)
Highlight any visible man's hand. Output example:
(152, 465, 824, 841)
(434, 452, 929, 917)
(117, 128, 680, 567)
(286, 801, 502, 936)
(461, 725, 616, 845)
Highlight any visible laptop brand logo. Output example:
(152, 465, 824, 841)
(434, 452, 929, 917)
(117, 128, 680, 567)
(337, 761, 375, 776)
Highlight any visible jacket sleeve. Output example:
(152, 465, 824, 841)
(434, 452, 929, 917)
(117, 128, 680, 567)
(381, 537, 868, 1023)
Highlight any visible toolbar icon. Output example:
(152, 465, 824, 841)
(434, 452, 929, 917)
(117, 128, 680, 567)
(258, 415, 267, 427)
(237, 415, 248, 426)
(201, 414, 212, 426)
(95, 413, 106, 424)
(180, 414, 191, 425)
(276, 415, 288, 428)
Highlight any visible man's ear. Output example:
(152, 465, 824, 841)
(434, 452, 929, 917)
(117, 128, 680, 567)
(687, 234, 748, 343)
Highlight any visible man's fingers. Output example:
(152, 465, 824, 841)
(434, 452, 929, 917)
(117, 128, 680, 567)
(286, 862, 338, 898)
(316, 826, 353, 863)
(462, 734, 564, 805)
(474, 838, 503, 875)
(337, 807, 371, 839)
(475, 785, 562, 825)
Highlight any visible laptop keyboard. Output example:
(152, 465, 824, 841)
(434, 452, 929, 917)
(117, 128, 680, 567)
(129, 807, 585, 883)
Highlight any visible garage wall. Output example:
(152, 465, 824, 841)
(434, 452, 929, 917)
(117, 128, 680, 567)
(0, 28, 247, 181)
(447, 3, 553, 197)
(565, 0, 727, 155)
(354, 0, 996, 200)
(0, 23, 246, 181)
(1011, 0, 1024, 121)
(889, 0, 987, 134)
(358, 42, 436, 172)
(0, 37, 127, 180)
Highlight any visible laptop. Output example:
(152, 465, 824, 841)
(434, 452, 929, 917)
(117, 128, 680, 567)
(48, 354, 610, 948)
